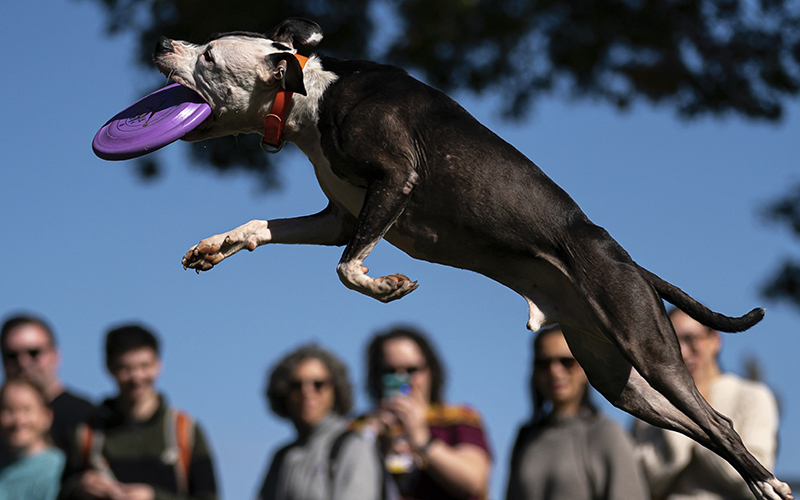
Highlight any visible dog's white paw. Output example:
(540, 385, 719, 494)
(182, 233, 253, 273)
(373, 273, 419, 303)
(337, 263, 418, 302)
(182, 221, 268, 272)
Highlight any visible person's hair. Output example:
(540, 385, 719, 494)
(0, 378, 53, 449)
(105, 324, 160, 369)
(366, 325, 446, 404)
(1, 314, 57, 353)
(0, 377, 50, 409)
(265, 344, 353, 419)
(530, 325, 596, 423)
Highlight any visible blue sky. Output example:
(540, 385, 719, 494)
(3, 1, 800, 499)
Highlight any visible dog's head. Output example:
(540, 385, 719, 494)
(153, 18, 323, 141)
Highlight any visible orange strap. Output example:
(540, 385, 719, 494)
(262, 54, 309, 152)
(176, 411, 193, 478)
(80, 424, 94, 469)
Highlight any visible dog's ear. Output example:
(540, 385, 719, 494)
(264, 53, 307, 96)
(265, 18, 323, 50)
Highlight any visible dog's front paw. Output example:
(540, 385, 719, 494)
(337, 263, 419, 302)
(182, 236, 227, 273)
(374, 273, 419, 303)
(182, 232, 255, 273)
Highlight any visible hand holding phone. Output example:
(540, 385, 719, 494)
(382, 373, 412, 399)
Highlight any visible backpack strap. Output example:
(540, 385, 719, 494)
(508, 421, 536, 475)
(78, 422, 93, 469)
(164, 408, 195, 496)
(328, 428, 400, 500)
(328, 429, 353, 481)
(77, 420, 115, 479)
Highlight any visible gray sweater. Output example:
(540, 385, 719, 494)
(258, 415, 383, 500)
(505, 411, 648, 500)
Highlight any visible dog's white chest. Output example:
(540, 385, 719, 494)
(287, 63, 365, 215)
(304, 145, 366, 216)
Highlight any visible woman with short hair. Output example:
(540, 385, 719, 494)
(258, 344, 383, 500)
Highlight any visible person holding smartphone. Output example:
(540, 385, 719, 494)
(362, 326, 492, 500)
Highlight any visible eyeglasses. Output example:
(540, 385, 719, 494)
(2, 348, 47, 362)
(289, 379, 331, 392)
(381, 365, 426, 376)
(534, 357, 578, 370)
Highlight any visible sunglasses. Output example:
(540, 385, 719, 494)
(2, 348, 47, 362)
(534, 356, 578, 370)
(288, 379, 331, 392)
(381, 365, 426, 376)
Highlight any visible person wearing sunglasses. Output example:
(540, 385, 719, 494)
(1, 314, 95, 454)
(505, 325, 647, 500)
(362, 326, 492, 500)
(258, 344, 384, 500)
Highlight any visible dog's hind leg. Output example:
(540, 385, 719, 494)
(560, 321, 791, 500)
(560, 324, 710, 439)
(558, 228, 791, 499)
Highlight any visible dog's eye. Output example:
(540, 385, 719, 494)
(202, 49, 215, 64)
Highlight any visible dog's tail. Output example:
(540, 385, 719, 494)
(638, 264, 765, 332)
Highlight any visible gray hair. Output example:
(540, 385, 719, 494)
(265, 344, 353, 419)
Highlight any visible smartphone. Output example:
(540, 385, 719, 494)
(382, 373, 412, 399)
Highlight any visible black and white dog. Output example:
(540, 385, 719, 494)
(155, 18, 791, 499)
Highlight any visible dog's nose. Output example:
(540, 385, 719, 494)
(154, 36, 175, 55)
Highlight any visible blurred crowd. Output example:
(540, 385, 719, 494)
(0, 310, 780, 500)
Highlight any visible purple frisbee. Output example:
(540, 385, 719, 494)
(93, 83, 211, 161)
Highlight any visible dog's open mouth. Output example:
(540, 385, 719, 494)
(180, 114, 214, 142)
(158, 79, 216, 142)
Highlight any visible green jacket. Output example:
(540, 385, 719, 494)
(60, 395, 217, 500)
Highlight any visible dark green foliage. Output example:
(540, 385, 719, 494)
(84, 0, 800, 187)
(762, 185, 800, 311)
